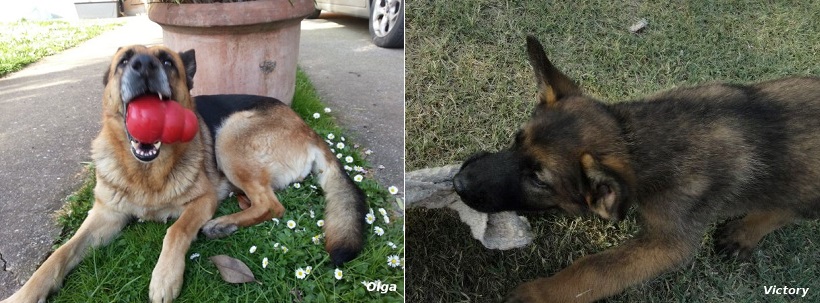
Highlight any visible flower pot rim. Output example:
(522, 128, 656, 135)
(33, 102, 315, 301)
(149, 0, 315, 28)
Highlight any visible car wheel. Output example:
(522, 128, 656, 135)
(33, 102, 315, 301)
(369, 0, 404, 48)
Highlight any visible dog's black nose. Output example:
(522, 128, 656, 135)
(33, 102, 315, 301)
(129, 54, 159, 76)
(453, 173, 467, 194)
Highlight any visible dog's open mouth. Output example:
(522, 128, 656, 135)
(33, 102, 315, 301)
(124, 92, 169, 162)
(129, 139, 162, 162)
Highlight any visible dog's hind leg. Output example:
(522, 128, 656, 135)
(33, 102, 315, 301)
(1, 202, 129, 303)
(149, 188, 217, 303)
(714, 210, 795, 260)
(201, 165, 285, 239)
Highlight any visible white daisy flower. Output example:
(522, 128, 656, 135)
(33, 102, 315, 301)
(305, 266, 313, 275)
(354, 166, 364, 172)
(378, 208, 387, 216)
(273, 242, 280, 248)
(353, 174, 363, 182)
(365, 213, 376, 224)
(331, 148, 336, 153)
(309, 210, 315, 218)
(374, 226, 384, 236)
(317, 220, 325, 227)
(327, 133, 335, 140)
(387, 242, 398, 249)
(312, 235, 321, 245)
(388, 186, 399, 195)
(249, 246, 257, 254)
(287, 220, 297, 229)
(189, 253, 200, 260)
(336, 142, 345, 149)
(341, 136, 346, 142)
(295, 267, 306, 279)
(345, 156, 354, 163)
(344, 165, 352, 171)
(336, 153, 343, 159)
(293, 183, 301, 189)
(334, 268, 343, 280)
(324, 107, 332, 113)
(272, 218, 280, 225)
(383, 215, 390, 224)
(262, 257, 269, 268)
(387, 255, 401, 268)
(281, 246, 289, 254)
(312, 113, 320, 119)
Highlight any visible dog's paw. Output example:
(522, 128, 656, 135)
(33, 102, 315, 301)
(201, 219, 238, 239)
(714, 220, 756, 260)
(504, 281, 543, 303)
(1, 291, 48, 303)
(149, 262, 184, 303)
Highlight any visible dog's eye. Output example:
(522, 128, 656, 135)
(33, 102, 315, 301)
(120, 58, 128, 66)
(529, 173, 550, 189)
(163, 60, 173, 68)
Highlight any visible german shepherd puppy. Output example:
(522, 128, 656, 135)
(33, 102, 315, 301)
(453, 36, 820, 302)
(2, 45, 365, 303)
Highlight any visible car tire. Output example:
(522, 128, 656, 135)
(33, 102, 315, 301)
(306, 9, 322, 19)
(368, 0, 404, 48)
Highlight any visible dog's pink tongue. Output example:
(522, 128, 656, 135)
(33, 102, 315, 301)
(126, 95, 197, 144)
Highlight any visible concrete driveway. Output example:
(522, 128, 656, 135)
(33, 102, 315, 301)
(0, 15, 404, 298)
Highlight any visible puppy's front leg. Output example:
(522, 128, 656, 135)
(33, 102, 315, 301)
(149, 190, 217, 303)
(507, 233, 699, 303)
(1, 202, 129, 303)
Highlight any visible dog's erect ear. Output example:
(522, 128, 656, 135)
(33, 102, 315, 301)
(102, 66, 110, 86)
(179, 49, 196, 90)
(526, 35, 581, 107)
(580, 153, 631, 221)
(102, 47, 124, 86)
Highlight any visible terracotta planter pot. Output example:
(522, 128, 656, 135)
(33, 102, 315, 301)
(148, 0, 315, 103)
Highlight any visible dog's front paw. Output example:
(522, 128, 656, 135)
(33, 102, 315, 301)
(149, 261, 184, 303)
(1, 290, 47, 303)
(504, 280, 543, 303)
(201, 218, 238, 239)
(714, 220, 756, 260)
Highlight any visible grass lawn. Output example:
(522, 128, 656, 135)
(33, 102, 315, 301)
(406, 1, 820, 302)
(0, 19, 123, 77)
(48, 70, 404, 302)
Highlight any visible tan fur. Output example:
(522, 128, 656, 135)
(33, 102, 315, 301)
(2, 45, 364, 303)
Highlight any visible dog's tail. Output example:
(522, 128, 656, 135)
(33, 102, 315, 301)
(313, 146, 367, 266)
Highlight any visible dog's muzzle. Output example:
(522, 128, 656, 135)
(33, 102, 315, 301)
(120, 53, 173, 163)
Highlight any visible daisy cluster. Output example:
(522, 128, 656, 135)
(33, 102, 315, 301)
(236, 201, 403, 287)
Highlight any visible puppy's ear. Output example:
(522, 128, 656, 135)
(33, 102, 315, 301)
(526, 35, 581, 107)
(179, 49, 196, 90)
(580, 153, 632, 221)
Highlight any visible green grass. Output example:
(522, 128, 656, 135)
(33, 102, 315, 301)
(406, 0, 820, 302)
(0, 19, 123, 77)
(49, 70, 404, 302)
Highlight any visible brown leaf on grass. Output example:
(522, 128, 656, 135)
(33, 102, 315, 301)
(209, 255, 256, 283)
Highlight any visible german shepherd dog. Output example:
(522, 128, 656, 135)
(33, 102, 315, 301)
(2, 46, 365, 303)
(453, 36, 820, 302)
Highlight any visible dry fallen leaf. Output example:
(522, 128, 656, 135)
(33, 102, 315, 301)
(209, 255, 257, 283)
